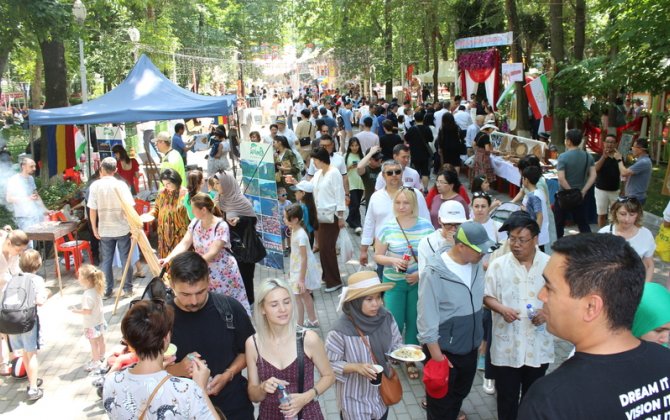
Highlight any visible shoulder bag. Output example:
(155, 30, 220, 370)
(556, 151, 589, 211)
(138, 374, 171, 420)
(396, 217, 419, 264)
(299, 123, 313, 147)
(351, 321, 402, 406)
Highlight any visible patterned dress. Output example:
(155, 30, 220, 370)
(189, 218, 251, 314)
(151, 189, 190, 258)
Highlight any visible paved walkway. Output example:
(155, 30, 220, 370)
(1, 146, 668, 419)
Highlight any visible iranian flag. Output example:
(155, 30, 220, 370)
(524, 74, 549, 119)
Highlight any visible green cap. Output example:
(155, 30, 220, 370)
(454, 221, 498, 254)
(631, 283, 670, 338)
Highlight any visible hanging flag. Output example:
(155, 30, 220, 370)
(45, 125, 76, 177)
(524, 74, 549, 119)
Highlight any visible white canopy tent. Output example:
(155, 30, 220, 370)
(415, 60, 458, 84)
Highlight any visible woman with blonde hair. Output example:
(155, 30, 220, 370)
(161, 193, 250, 313)
(245, 278, 334, 419)
(374, 187, 433, 379)
(598, 197, 655, 282)
(326, 271, 403, 419)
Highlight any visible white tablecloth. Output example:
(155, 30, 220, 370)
(490, 155, 521, 186)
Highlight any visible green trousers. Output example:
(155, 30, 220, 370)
(383, 277, 419, 345)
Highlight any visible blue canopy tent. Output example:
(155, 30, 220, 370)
(29, 54, 237, 125)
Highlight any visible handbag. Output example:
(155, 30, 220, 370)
(230, 220, 267, 264)
(299, 124, 313, 147)
(352, 321, 403, 406)
(556, 151, 589, 211)
(138, 374, 171, 420)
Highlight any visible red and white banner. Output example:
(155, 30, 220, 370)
(524, 74, 549, 119)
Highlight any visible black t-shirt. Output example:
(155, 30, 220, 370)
(595, 155, 621, 191)
(170, 293, 255, 418)
(424, 110, 436, 127)
(379, 134, 403, 160)
(362, 166, 382, 203)
(518, 341, 670, 420)
(475, 132, 491, 148)
(405, 125, 433, 161)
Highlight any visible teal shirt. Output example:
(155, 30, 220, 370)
(378, 217, 434, 282)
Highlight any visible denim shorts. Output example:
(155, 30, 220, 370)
(9, 324, 39, 352)
(84, 323, 107, 340)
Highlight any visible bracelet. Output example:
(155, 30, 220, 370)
(312, 387, 319, 400)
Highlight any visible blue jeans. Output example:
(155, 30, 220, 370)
(100, 234, 133, 295)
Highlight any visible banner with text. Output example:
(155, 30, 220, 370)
(455, 32, 513, 50)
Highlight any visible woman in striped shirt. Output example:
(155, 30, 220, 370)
(326, 271, 403, 420)
(374, 187, 434, 379)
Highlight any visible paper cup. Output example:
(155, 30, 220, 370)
(164, 343, 177, 357)
(370, 364, 383, 386)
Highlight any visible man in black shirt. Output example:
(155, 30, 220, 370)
(518, 234, 670, 420)
(167, 252, 255, 420)
(594, 134, 621, 227)
(404, 111, 434, 191)
(379, 119, 403, 160)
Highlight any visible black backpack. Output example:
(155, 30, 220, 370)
(0, 273, 38, 334)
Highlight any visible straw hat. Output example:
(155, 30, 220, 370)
(336, 271, 394, 312)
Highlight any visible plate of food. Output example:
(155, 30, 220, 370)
(500, 137, 509, 152)
(389, 345, 426, 362)
(515, 143, 528, 156)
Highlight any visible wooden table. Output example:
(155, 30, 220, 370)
(24, 221, 79, 295)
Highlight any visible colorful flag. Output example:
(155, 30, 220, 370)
(524, 74, 549, 119)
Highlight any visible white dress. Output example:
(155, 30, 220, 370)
(289, 228, 321, 292)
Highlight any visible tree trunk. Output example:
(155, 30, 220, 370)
(505, 0, 530, 135)
(606, 13, 618, 138)
(0, 45, 11, 100)
(40, 39, 69, 182)
(574, 0, 586, 61)
(383, 0, 393, 99)
(30, 54, 43, 144)
(549, 0, 566, 146)
(435, 28, 449, 60)
(432, 28, 438, 101)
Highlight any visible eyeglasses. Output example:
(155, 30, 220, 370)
(508, 236, 533, 245)
(385, 169, 402, 176)
(617, 196, 639, 204)
(436, 180, 449, 185)
(399, 186, 415, 194)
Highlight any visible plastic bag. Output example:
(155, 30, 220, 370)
(655, 224, 670, 262)
(337, 229, 355, 264)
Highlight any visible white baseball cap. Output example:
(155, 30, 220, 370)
(438, 201, 468, 224)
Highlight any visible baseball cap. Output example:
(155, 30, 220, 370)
(423, 359, 450, 398)
(275, 117, 287, 125)
(371, 151, 384, 161)
(454, 221, 498, 254)
(438, 201, 468, 224)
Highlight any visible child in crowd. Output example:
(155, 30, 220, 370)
(294, 180, 318, 248)
(277, 187, 292, 256)
(70, 264, 107, 372)
(284, 204, 321, 329)
(207, 176, 219, 201)
(7, 250, 48, 401)
(470, 174, 502, 212)
(521, 166, 549, 250)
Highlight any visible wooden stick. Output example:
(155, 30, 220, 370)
(113, 236, 138, 315)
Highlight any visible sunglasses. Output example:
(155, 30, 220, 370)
(129, 297, 166, 309)
(279, 194, 287, 197)
(617, 196, 639, 204)
(472, 191, 490, 198)
(385, 169, 402, 176)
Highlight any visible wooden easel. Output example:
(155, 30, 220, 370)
(112, 188, 161, 314)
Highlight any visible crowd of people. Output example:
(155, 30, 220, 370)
(0, 89, 669, 420)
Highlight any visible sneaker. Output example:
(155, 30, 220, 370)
(103, 291, 114, 300)
(324, 284, 343, 293)
(27, 388, 43, 401)
(482, 378, 495, 395)
(477, 354, 485, 371)
(121, 290, 133, 299)
(354, 227, 362, 235)
(84, 360, 101, 372)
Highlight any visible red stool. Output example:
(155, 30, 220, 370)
(135, 199, 152, 236)
(48, 211, 92, 275)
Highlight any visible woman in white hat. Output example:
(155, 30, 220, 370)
(473, 122, 498, 183)
(326, 271, 403, 420)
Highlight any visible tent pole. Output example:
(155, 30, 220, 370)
(85, 124, 91, 180)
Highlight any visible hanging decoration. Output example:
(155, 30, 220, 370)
(458, 49, 501, 110)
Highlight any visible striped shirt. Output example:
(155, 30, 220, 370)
(325, 322, 403, 420)
(377, 217, 435, 282)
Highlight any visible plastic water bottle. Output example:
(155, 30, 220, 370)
(526, 304, 546, 332)
(277, 384, 297, 420)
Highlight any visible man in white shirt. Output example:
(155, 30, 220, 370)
(433, 101, 449, 130)
(465, 115, 485, 148)
(281, 92, 294, 130)
(375, 144, 422, 190)
(360, 160, 430, 273)
(484, 212, 553, 420)
(417, 201, 467, 274)
(88, 157, 136, 299)
(292, 97, 306, 121)
(6, 157, 47, 233)
(356, 116, 379, 153)
(454, 105, 472, 131)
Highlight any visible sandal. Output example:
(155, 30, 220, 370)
(457, 411, 468, 420)
(420, 399, 428, 410)
(0, 363, 10, 376)
(406, 363, 420, 380)
(133, 271, 146, 279)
